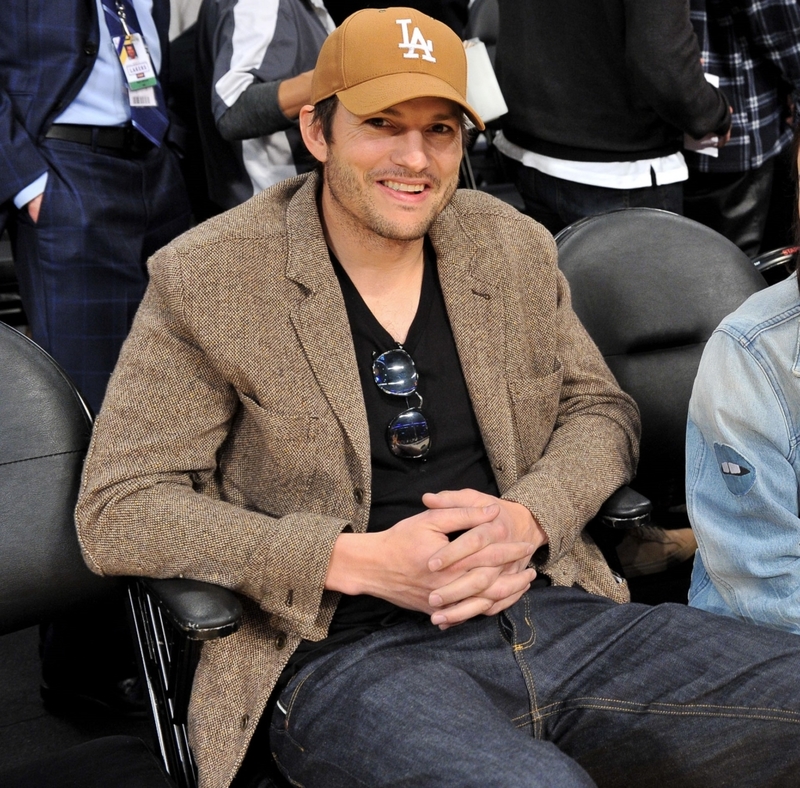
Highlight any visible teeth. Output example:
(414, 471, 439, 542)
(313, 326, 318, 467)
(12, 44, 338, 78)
(384, 180, 425, 193)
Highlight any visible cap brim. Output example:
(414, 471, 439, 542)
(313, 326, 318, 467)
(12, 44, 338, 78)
(336, 72, 485, 131)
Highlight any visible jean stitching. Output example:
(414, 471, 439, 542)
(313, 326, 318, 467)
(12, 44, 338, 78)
(273, 738, 373, 788)
(511, 594, 543, 739)
(511, 593, 536, 650)
(271, 752, 306, 788)
(283, 660, 329, 726)
(510, 696, 800, 725)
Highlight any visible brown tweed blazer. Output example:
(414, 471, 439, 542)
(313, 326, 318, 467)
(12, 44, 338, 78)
(76, 172, 640, 788)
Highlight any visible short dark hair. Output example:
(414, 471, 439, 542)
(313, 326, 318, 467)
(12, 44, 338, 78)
(310, 95, 340, 144)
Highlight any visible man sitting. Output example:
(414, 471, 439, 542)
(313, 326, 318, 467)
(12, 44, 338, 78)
(77, 8, 800, 787)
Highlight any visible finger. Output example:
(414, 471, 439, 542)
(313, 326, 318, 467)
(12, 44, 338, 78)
(484, 586, 531, 617)
(422, 488, 490, 510)
(431, 596, 494, 627)
(431, 570, 536, 627)
(429, 565, 503, 608)
(446, 541, 535, 574)
(428, 517, 509, 571)
(430, 565, 536, 609)
(415, 503, 501, 539)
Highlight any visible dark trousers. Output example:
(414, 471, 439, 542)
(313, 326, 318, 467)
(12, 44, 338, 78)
(683, 161, 775, 259)
(13, 135, 190, 699)
(268, 586, 800, 787)
(504, 156, 684, 237)
(12, 136, 191, 415)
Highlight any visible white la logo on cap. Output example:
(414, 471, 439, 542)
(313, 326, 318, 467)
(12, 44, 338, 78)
(396, 18, 436, 63)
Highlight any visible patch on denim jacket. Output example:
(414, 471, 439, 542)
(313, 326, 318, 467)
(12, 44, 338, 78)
(713, 443, 756, 496)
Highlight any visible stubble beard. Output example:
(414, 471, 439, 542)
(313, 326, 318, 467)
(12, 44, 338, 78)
(323, 152, 459, 244)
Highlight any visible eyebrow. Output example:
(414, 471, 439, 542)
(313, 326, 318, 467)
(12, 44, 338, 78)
(380, 106, 460, 122)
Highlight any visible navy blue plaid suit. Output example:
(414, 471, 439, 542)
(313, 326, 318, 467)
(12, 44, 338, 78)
(0, 0, 191, 414)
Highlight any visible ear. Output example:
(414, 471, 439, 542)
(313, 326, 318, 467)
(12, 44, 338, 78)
(299, 105, 328, 164)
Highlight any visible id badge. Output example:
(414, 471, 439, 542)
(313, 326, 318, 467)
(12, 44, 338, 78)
(128, 86, 157, 108)
(114, 33, 157, 91)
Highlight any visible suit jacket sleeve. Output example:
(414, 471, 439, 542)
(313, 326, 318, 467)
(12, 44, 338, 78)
(0, 87, 50, 207)
(75, 239, 350, 641)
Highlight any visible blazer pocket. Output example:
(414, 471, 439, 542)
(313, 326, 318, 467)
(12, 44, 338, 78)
(220, 393, 323, 514)
(508, 362, 564, 469)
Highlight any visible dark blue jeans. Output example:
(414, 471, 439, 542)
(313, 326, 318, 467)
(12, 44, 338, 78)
(504, 157, 684, 237)
(270, 587, 800, 787)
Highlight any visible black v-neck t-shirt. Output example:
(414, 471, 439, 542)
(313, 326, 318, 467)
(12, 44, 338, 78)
(335, 245, 499, 538)
(277, 247, 499, 687)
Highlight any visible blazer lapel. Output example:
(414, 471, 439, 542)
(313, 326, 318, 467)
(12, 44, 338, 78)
(430, 205, 519, 491)
(283, 177, 372, 498)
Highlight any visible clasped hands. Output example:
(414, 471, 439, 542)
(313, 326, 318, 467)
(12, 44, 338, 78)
(328, 488, 548, 630)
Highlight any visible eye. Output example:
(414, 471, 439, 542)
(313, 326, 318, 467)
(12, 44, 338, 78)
(429, 122, 457, 136)
(366, 117, 391, 128)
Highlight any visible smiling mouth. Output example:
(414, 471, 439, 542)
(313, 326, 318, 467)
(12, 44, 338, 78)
(383, 180, 427, 194)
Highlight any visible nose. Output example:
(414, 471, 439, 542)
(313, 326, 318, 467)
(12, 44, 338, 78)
(391, 130, 430, 172)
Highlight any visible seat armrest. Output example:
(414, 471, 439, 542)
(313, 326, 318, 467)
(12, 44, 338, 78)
(141, 578, 242, 641)
(752, 246, 798, 274)
(129, 578, 242, 783)
(597, 485, 652, 529)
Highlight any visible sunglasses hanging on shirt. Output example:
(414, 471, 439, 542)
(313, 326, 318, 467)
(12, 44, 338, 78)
(371, 345, 431, 459)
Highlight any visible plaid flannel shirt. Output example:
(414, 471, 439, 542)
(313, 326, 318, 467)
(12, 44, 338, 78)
(687, 0, 800, 173)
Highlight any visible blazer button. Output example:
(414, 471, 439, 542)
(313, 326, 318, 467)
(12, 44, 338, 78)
(353, 487, 364, 505)
(84, 41, 98, 55)
(275, 632, 287, 650)
(240, 714, 249, 730)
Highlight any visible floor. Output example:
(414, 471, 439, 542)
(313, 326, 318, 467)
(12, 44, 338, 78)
(0, 626, 151, 772)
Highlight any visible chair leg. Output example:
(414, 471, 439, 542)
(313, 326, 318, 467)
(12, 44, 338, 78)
(128, 583, 199, 788)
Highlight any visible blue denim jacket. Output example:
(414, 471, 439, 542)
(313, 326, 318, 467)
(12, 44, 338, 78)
(687, 274, 800, 634)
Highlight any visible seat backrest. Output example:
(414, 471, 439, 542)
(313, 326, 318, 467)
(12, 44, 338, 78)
(0, 322, 114, 634)
(556, 209, 766, 512)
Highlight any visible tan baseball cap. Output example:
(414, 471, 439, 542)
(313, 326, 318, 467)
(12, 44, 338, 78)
(311, 7, 484, 130)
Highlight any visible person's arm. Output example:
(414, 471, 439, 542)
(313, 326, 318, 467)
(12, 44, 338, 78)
(687, 326, 800, 632)
(624, 0, 731, 139)
(500, 267, 641, 571)
(75, 242, 350, 642)
(401, 223, 640, 626)
(76, 246, 535, 634)
(209, 0, 315, 141)
(0, 90, 49, 210)
(216, 71, 314, 141)
(395, 273, 640, 626)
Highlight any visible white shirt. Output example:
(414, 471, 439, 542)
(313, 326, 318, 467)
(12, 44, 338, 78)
(494, 131, 688, 189)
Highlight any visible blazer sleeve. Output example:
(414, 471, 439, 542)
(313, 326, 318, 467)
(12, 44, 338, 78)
(75, 241, 350, 641)
(501, 238, 641, 571)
